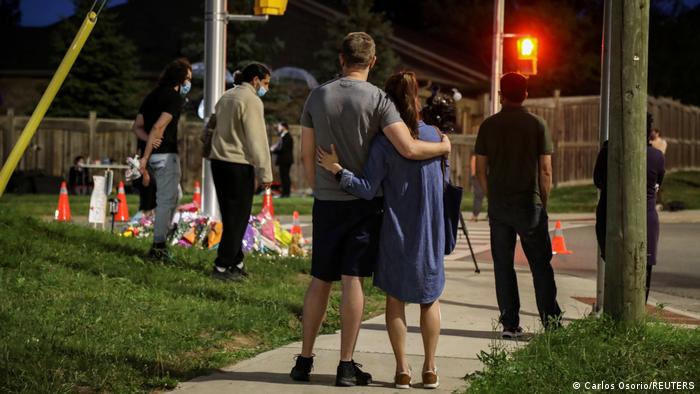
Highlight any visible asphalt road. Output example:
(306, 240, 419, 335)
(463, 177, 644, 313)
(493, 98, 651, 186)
(476, 223, 700, 314)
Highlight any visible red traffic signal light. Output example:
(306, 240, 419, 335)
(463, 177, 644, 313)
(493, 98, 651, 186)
(516, 37, 538, 75)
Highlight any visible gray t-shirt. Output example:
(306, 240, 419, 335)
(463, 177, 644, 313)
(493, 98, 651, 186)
(301, 77, 403, 200)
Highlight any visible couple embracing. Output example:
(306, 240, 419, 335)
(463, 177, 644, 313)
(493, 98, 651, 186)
(289, 32, 451, 389)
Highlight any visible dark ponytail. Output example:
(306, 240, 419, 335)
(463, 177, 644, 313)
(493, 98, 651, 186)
(384, 71, 420, 139)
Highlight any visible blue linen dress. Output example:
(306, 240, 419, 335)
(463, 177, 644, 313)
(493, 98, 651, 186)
(338, 121, 445, 303)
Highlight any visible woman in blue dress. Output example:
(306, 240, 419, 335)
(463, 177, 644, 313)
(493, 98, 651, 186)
(317, 71, 445, 389)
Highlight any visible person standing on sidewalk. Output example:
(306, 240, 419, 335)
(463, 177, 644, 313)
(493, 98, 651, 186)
(594, 113, 665, 302)
(317, 71, 446, 389)
(290, 32, 451, 387)
(270, 122, 294, 197)
(208, 63, 273, 281)
(138, 58, 192, 262)
(475, 72, 562, 338)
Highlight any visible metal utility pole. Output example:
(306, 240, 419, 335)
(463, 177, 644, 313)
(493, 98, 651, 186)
(490, 0, 505, 116)
(604, 0, 650, 322)
(595, 0, 613, 315)
(202, 0, 227, 220)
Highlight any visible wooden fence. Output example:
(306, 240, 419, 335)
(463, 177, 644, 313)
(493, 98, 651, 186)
(525, 95, 700, 185)
(2, 94, 699, 194)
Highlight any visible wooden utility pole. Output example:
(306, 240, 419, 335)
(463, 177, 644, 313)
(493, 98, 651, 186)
(604, 0, 650, 322)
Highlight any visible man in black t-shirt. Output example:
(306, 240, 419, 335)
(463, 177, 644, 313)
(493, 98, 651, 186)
(475, 72, 562, 338)
(132, 58, 192, 261)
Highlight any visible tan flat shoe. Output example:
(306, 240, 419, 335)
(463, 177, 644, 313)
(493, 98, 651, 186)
(422, 369, 439, 389)
(395, 370, 412, 389)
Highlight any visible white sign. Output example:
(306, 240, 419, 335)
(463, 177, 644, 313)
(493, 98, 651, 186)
(89, 175, 107, 225)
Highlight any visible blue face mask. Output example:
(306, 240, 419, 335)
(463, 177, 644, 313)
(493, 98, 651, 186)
(180, 80, 191, 96)
(257, 85, 267, 97)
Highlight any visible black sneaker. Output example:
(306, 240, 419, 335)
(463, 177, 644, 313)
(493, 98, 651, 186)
(211, 267, 245, 282)
(234, 266, 250, 278)
(335, 360, 372, 387)
(148, 247, 176, 264)
(290, 354, 314, 381)
(502, 326, 524, 339)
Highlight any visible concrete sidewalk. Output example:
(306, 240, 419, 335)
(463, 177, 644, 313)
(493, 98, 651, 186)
(171, 259, 597, 393)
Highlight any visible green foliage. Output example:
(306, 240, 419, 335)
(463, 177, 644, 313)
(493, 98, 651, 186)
(388, 0, 603, 96)
(180, 1, 285, 68)
(464, 315, 700, 393)
(0, 207, 385, 392)
(315, 0, 400, 87)
(649, 3, 700, 105)
(48, 0, 143, 118)
(0, 0, 20, 32)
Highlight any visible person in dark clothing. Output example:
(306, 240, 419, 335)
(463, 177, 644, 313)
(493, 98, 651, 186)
(475, 72, 562, 338)
(593, 114, 666, 302)
(68, 156, 90, 195)
(271, 122, 294, 197)
(134, 58, 192, 262)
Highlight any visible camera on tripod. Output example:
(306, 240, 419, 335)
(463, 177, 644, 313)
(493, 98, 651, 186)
(422, 85, 463, 133)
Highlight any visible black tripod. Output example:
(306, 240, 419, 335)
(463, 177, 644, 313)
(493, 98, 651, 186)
(458, 212, 480, 273)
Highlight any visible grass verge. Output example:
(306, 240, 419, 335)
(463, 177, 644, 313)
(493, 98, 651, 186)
(0, 207, 385, 393)
(3, 171, 697, 218)
(463, 315, 699, 393)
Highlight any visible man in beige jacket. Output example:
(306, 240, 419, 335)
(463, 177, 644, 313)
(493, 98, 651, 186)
(209, 63, 273, 281)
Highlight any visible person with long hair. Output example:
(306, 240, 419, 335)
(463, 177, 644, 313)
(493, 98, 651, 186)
(317, 71, 445, 389)
(134, 58, 192, 262)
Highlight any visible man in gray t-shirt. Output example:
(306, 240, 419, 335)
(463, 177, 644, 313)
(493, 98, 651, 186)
(300, 78, 402, 200)
(290, 32, 451, 386)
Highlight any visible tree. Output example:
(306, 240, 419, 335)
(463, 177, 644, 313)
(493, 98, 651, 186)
(315, 0, 400, 87)
(649, 3, 700, 105)
(180, 1, 285, 69)
(49, 0, 143, 118)
(0, 0, 20, 34)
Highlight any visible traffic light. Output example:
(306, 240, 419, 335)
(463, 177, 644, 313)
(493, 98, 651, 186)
(516, 37, 538, 75)
(254, 0, 288, 16)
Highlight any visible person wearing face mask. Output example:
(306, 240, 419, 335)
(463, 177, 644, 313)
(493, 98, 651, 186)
(208, 63, 274, 281)
(271, 122, 294, 197)
(134, 58, 192, 262)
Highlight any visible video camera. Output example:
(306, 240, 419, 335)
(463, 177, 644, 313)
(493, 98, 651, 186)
(422, 85, 462, 133)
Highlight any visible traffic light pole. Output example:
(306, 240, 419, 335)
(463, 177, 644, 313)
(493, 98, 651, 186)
(489, 0, 505, 116)
(202, 0, 227, 221)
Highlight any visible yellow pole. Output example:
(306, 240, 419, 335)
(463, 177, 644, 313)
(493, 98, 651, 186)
(0, 11, 98, 197)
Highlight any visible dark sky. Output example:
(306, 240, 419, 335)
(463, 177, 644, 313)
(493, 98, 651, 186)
(20, 0, 127, 26)
(19, 0, 700, 27)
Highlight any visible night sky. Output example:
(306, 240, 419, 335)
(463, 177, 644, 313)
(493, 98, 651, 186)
(20, 0, 127, 27)
(19, 0, 700, 27)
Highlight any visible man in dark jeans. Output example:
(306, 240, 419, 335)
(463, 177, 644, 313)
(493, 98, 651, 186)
(475, 72, 562, 338)
(271, 122, 294, 197)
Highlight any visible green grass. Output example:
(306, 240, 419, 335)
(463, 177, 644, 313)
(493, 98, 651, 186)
(464, 315, 700, 393)
(1, 170, 698, 219)
(662, 170, 700, 210)
(0, 207, 385, 393)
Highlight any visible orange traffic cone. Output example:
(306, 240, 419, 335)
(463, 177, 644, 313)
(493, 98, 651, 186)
(55, 181, 71, 222)
(261, 188, 274, 217)
(552, 220, 573, 255)
(116, 181, 130, 221)
(192, 181, 202, 209)
(291, 210, 302, 235)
